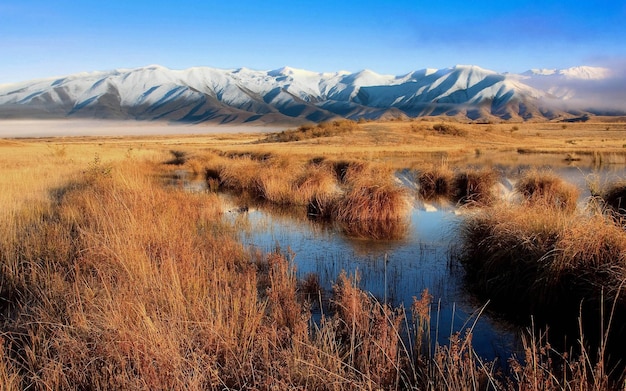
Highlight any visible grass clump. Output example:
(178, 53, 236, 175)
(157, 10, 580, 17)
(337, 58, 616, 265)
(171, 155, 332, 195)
(516, 169, 579, 212)
(331, 160, 370, 184)
(416, 164, 454, 200)
(599, 181, 626, 216)
(453, 168, 499, 205)
(330, 162, 409, 239)
(334, 182, 408, 224)
(432, 123, 467, 136)
(262, 120, 358, 143)
(218, 157, 258, 192)
(459, 203, 626, 329)
(293, 165, 339, 207)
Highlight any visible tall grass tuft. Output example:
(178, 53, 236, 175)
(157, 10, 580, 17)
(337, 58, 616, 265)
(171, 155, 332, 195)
(331, 160, 370, 184)
(218, 156, 260, 192)
(334, 182, 408, 224)
(416, 164, 455, 200)
(459, 202, 626, 325)
(292, 165, 339, 206)
(331, 163, 409, 239)
(331, 272, 407, 388)
(599, 181, 626, 216)
(516, 169, 580, 212)
(454, 168, 499, 205)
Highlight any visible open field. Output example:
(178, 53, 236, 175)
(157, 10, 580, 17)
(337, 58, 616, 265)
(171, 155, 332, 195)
(1, 118, 626, 389)
(4, 117, 626, 165)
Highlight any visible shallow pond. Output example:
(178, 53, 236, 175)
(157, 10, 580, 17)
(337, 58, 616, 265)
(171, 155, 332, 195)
(224, 197, 519, 360)
(179, 161, 626, 362)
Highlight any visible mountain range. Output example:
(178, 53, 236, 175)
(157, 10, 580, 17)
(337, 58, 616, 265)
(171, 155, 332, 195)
(0, 64, 620, 124)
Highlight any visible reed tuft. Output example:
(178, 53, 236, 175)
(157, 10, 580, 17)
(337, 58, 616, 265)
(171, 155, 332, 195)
(516, 169, 579, 212)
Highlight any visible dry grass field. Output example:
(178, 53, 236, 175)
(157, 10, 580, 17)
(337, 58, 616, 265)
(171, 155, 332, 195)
(1, 117, 625, 390)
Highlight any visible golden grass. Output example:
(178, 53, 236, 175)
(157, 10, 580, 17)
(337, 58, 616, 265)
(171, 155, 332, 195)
(453, 168, 499, 205)
(416, 163, 455, 200)
(516, 169, 580, 212)
(459, 203, 626, 320)
(599, 181, 626, 216)
(333, 183, 408, 223)
(0, 143, 424, 389)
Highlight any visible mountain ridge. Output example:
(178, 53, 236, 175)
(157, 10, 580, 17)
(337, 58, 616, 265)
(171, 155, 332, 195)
(0, 64, 619, 124)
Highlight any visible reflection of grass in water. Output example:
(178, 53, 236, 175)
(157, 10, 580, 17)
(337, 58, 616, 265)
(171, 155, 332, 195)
(337, 218, 410, 241)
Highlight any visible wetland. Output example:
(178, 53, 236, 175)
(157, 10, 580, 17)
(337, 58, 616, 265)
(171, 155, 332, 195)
(2, 117, 626, 389)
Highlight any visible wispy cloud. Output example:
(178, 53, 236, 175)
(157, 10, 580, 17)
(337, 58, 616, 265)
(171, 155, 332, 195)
(529, 59, 626, 113)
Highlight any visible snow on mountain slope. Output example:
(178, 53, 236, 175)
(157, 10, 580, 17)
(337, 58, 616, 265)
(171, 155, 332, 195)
(0, 64, 617, 123)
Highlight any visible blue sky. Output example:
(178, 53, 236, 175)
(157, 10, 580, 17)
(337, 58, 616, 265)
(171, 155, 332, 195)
(1, 0, 624, 83)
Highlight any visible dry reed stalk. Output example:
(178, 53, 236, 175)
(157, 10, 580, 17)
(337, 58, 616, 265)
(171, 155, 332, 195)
(331, 272, 407, 388)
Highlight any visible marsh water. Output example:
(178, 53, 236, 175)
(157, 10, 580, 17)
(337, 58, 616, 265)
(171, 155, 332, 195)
(224, 197, 519, 360)
(178, 158, 626, 362)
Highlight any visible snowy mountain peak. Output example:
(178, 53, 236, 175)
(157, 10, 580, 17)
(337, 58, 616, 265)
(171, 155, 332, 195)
(452, 64, 494, 72)
(269, 66, 317, 77)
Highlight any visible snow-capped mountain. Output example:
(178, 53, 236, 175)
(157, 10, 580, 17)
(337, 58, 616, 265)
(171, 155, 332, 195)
(0, 64, 618, 124)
